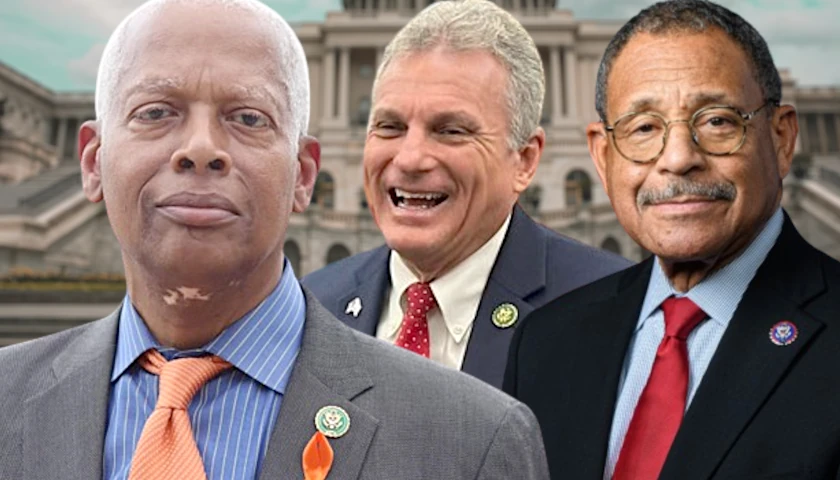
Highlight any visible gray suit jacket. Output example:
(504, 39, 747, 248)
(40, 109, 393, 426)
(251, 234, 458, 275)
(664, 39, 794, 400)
(0, 289, 549, 480)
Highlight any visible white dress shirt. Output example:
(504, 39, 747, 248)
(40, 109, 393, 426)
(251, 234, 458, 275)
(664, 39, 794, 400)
(376, 215, 512, 370)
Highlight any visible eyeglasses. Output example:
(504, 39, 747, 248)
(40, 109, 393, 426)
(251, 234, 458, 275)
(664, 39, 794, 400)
(603, 100, 778, 163)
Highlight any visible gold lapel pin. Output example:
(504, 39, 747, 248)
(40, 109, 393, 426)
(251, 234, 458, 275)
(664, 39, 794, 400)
(492, 303, 519, 329)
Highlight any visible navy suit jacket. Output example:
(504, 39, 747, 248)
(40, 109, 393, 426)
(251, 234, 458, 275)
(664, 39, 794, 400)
(302, 206, 631, 388)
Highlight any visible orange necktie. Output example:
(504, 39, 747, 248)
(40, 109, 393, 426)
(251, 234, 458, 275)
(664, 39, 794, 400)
(128, 349, 233, 480)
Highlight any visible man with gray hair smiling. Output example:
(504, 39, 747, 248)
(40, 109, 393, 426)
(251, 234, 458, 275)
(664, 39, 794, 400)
(0, 0, 551, 478)
(505, 0, 840, 479)
(303, 0, 629, 389)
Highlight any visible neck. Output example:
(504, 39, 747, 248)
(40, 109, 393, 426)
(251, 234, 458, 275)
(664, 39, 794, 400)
(124, 255, 284, 349)
(659, 259, 717, 293)
(403, 210, 512, 283)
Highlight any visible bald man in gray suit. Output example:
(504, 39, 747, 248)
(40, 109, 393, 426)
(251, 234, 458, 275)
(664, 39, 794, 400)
(0, 1, 549, 478)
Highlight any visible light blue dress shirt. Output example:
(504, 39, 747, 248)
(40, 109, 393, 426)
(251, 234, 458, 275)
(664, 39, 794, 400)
(603, 208, 784, 479)
(103, 262, 306, 480)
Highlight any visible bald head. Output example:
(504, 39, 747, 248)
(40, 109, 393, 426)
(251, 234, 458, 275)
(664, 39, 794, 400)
(95, 0, 309, 140)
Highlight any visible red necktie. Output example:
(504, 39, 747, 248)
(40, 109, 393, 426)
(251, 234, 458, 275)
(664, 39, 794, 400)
(613, 296, 707, 480)
(395, 282, 437, 358)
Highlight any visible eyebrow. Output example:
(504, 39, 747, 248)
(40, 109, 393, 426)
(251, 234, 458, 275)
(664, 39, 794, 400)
(121, 78, 184, 101)
(370, 108, 480, 128)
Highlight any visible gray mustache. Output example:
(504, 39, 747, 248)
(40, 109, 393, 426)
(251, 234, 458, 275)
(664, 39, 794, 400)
(637, 180, 736, 208)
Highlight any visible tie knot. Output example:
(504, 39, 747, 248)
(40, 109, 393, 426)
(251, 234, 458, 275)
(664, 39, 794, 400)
(138, 349, 232, 410)
(405, 282, 437, 314)
(661, 296, 707, 340)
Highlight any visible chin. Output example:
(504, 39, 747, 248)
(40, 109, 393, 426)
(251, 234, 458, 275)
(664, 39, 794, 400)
(384, 231, 441, 261)
(146, 248, 241, 281)
(645, 236, 727, 264)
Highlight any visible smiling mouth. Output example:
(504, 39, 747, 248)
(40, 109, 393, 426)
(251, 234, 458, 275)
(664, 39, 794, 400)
(389, 187, 448, 209)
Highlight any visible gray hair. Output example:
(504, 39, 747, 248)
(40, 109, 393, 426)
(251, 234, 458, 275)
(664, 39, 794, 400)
(373, 0, 545, 150)
(95, 0, 310, 142)
(595, 0, 781, 121)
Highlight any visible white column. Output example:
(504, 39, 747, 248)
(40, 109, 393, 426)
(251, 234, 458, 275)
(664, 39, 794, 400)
(72, 117, 82, 161)
(579, 57, 593, 123)
(816, 113, 828, 153)
(563, 48, 578, 120)
(322, 49, 336, 121)
(55, 117, 68, 162)
(338, 47, 351, 124)
(834, 114, 840, 152)
(550, 47, 563, 124)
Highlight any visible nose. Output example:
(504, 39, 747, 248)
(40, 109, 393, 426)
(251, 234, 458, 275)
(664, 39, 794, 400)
(655, 120, 706, 175)
(169, 110, 232, 175)
(391, 127, 436, 174)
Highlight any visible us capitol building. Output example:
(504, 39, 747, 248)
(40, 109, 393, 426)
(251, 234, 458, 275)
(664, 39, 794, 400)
(2, 0, 839, 280)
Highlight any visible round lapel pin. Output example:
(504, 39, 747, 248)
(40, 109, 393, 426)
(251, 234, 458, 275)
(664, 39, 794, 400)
(492, 303, 519, 329)
(769, 320, 798, 346)
(315, 405, 351, 439)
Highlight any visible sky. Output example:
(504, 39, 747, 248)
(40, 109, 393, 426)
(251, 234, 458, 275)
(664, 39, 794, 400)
(0, 0, 838, 92)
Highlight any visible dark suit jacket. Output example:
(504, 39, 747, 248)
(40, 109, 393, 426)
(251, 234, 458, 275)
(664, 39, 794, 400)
(302, 206, 631, 388)
(0, 289, 550, 479)
(504, 215, 840, 480)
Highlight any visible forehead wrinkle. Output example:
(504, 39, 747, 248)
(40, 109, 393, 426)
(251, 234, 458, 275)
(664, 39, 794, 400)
(120, 74, 288, 110)
(621, 91, 735, 117)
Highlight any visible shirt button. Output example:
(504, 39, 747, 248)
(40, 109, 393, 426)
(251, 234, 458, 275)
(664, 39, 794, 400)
(454, 327, 464, 335)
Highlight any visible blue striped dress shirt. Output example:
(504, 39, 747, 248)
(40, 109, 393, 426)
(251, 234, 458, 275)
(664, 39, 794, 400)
(603, 208, 784, 479)
(103, 263, 306, 480)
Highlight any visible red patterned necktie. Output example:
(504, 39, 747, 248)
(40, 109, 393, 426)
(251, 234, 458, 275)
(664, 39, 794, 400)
(395, 282, 437, 358)
(613, 296, 707, 480)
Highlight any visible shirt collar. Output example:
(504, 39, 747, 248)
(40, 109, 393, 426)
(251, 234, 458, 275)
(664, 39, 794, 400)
(386, 214, 512, 343)
(112, 260, 306, 395)
(638, 208, 784, 331)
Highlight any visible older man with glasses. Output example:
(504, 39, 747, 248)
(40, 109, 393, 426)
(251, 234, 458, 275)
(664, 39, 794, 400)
(504, 1, 840, 479)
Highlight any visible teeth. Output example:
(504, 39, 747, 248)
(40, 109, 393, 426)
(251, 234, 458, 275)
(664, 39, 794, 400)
(394, 188, 445, 200)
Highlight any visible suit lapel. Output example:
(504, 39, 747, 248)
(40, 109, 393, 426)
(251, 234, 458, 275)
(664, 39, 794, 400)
(559, 259, 653, 479)
(661, 219, 827, 480)
(462, 207, 546, 387)
(259, 290, 379, 480)
(335, 246, 391, 336)
(23, 312, 118, 480)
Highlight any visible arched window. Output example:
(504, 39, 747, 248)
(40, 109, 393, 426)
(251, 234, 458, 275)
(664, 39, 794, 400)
(312, 171, 335, 209)
(326, 244, 351, 265)
(520, 185, 542, 215)
(565, 169, 592, 208)
(355, 95, 371, 126)
(601, 237, 622, 256)
(284, 240, 302, 275)
(359, 187, 369, 211)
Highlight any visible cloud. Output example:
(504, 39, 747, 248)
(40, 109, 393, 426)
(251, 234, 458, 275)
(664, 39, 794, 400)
(0, 0, 837, 90)
(17, 0, 142, 36)
(67, 43, 105, 87)
(562, 0, 840, 87)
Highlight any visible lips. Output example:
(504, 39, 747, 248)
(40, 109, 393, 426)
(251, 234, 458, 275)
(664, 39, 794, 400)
(389, 187, 448, 209)
(156, 192, 240, 227)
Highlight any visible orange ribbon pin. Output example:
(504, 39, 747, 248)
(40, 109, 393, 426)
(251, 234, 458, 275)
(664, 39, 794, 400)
(303, 431, 334, 480)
